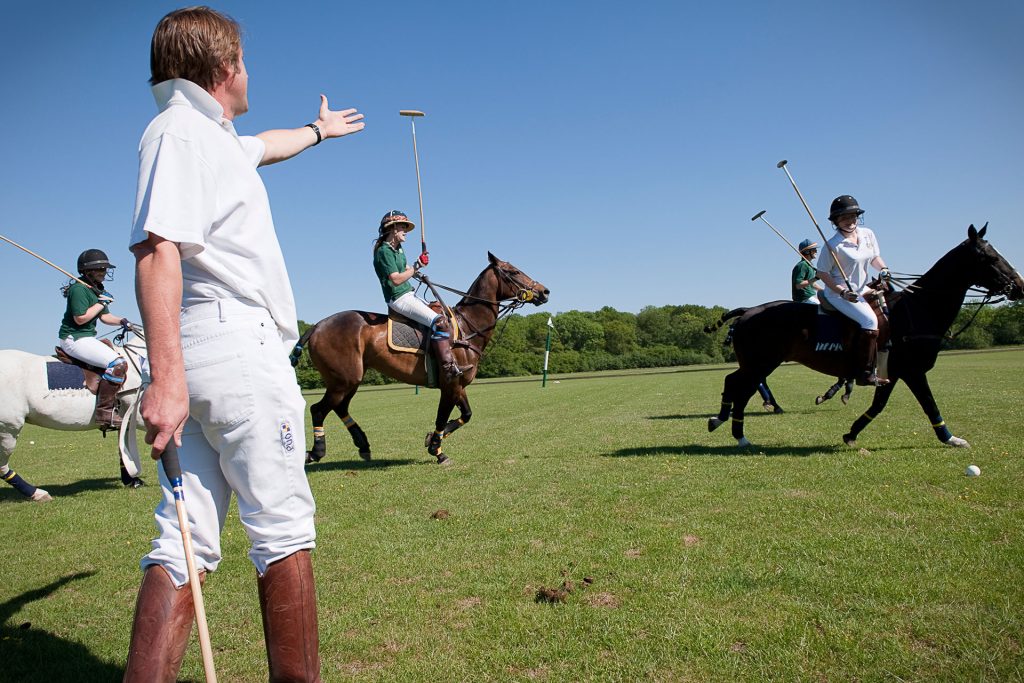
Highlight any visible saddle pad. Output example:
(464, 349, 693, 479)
(387, 318, 428, 354)
(46, 361, 87, 390)
(813, 312, 848, 352)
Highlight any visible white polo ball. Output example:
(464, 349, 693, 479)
(29, 441, 35, 445)
(965, 465, 981, 477)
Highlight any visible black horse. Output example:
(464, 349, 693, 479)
(707, 225, 1023, 447)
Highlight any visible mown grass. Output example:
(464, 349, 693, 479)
(2, 349, 1022, 681)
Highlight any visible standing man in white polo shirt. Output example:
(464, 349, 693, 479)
(124, 7, 364, 681)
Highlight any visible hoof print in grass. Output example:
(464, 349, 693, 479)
(19, 622, 31, 630)
(430, 509, 450, 520)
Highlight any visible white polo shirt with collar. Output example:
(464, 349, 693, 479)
(130, 78, 299, 350)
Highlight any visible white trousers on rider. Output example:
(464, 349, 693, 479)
(142, 299, 315, 587)
(59, 335, 122, 368)
(822, 287, 878, 330)
(388, 291, 440, 328)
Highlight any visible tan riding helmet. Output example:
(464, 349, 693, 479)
(379, 210, 415, 235)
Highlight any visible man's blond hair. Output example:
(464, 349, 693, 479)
(150, 6, 241, 90)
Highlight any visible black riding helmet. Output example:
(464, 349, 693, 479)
(828, 195, 864, 222)
(378, 210, 415, 235)
(77, 249, 116, 274)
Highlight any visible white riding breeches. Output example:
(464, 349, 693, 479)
(821, 288, 878, 330)
(59, 335, 122, 368)
(388, 291, 440, 328)
(142, 298, 315, 586)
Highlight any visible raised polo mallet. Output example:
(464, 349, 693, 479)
(1, 233, 98, 290)
(160, 443, 217, 683)
(399, 110, 428, 257)
(751, 210, 813, 263)
(776, 160, 854, 292)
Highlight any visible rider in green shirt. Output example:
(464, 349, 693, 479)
(57, 249, 130, 430)
(373, 210, 464, 380)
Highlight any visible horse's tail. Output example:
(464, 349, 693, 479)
(290, 325, 318, 367)
(704, 308, 748, 334)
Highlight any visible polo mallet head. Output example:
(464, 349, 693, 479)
(751, 210, 767, 222)
(399, 109, 428, 252)
(777, 159, 788, 169)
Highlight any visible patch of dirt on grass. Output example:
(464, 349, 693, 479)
(337, 660, 385, 675)
(587, 592, 620, 608)
(379, 639, 404, 654)
(783, 489, 810, 498)
(456, 596, 482, 609)
(529, 539, 544, 549)
(431, 509, 450, 520)
(682, 534, 701, 547)
(508, 664, 549, 679)
(729, 641, 747, 653)
(624, 548, 643, 558)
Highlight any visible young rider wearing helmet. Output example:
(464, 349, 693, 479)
(816, 195, 890, 385)
(792, 239, 822, 304)
(58, 248, 130, 430)
(373, 210, 463, 380)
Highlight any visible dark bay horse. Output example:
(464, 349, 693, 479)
(707, 225, 1023, 447)
(296, 253, 549, 464)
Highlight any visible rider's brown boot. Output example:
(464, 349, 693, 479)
(124, 564, 199, 683)
(94, 361, 127, 431)
(258, 550, 321, 683)
(855, 329, 890, 386)
(433, 336, 465, 381)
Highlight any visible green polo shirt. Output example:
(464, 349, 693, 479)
(792, 260, 818, 302)
(58, 282, 107, 340)
(373, 243, 413, 302)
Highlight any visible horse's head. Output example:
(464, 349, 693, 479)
(487, 252, 550, 305)
(964, 224, 1024, 301)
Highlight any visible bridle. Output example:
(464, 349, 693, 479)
(413, 263, 544, 347)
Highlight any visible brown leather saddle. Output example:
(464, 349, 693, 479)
(817, 283, 892, 347)
(52, 338, 117, 395)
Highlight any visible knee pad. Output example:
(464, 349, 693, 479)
(103, 358, 127, 384)
(430, 316, 450, 340)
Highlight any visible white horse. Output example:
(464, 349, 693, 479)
(0, 328, 147, 502)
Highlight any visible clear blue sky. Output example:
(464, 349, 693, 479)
(2, 0, 1022, 354)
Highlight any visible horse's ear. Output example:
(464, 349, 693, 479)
(978, 222, 988, 239)
(487, 251, 498, 264)
(968, 224, 977, 240)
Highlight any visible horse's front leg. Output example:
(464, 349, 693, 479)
(426, 388, 465, 465)
(843, 379, 899, 446)
(901, 372, 969, 447)
(1, 430, 51, 502)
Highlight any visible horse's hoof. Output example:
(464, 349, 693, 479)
(841, 394, 850, 405)
(815, 396, 825, 405)
(358, 450, 372, 461)
(123, 477, 145, 489)
(944, 436, 971, 448)
(772, 406, 784, 414)
(736, 437, 752, 447)
(843, 434, 856, 447)
(436, 454, 451, 465)
(305, 452, 322, 465)
(708, 418, 723, 432)
(31, 488, 52, 502)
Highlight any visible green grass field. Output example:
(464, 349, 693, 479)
(3, 349, 1023, 681)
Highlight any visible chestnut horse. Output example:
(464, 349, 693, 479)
(707, 225, 1023, 447)
(295, 253, 549, 464)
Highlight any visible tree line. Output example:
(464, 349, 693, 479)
(292, 301, 1024, 389)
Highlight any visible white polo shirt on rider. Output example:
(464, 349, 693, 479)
(817, 226, 881, 294)
(129, 78, 298, 351)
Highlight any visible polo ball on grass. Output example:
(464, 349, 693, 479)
(965, 465, 981, 477)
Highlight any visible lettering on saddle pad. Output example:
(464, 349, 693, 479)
(813, 313, 847, 353)
(46, 361, 88, 391)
